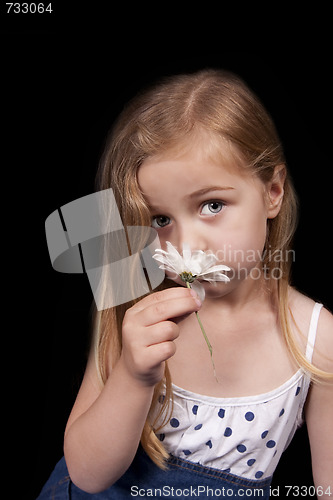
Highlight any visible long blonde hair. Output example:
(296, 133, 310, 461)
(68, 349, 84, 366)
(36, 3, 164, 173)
(94, 69, 331, 468)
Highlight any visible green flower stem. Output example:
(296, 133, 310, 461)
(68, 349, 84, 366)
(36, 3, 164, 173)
(186, 282, 218, 382)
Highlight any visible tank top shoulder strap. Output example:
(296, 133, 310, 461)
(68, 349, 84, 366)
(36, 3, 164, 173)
(305, 302, 323, 362)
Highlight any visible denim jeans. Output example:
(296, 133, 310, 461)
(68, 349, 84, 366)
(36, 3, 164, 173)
(37, 448, 272, 499)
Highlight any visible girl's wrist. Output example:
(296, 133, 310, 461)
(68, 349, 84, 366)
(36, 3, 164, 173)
(115, 354, 158, 394)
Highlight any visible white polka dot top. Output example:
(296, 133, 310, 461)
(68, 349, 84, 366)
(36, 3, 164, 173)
(153, 302, 323, 481)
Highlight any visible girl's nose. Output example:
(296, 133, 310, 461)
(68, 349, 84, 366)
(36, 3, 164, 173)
(176, 222, 208, 253)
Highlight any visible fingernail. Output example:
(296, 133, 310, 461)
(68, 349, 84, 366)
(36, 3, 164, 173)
(189, 289, 201, 307)
(194, 298, 202, 307)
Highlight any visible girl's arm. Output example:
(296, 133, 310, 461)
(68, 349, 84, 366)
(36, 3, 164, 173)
(63, 287, 201, 494)
(305, 307, 333, 499)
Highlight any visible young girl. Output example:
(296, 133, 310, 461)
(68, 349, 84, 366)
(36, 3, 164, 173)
(38, 69, 333, 499)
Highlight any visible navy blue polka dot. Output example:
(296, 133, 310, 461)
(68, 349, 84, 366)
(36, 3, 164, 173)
(222, 468, 231, 473)
(158, 433, 165, 442)
(237, 444, 247, 453)
(194, 424, 202, 431)
(170, 418, 180, 428)
(295, 387, 301, 396)
(218, 408, 225, 419)
(158, 395, 165, 404)
(245, 411, 255, 421)
(266, 440, 276, 448)
(192, 405, 198, 415)
(255, 471, 264, 479)
(206, 440, 212, 449)
(183, 450, 191, 456)
(224, 427, 232, 437)
(247, 459, 256, 466)
(279, 409, 285, 417)
(261, 430, 268, 439)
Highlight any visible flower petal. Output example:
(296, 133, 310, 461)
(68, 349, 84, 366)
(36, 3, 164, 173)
(153, 242, 231, 287)
(201, 273, 230, 282)
(156, 264, 180, 275)
(191, 281, 205, 302)
(153, 242, 184, 274)
(182, 243, 192, 263)
(165, 241, 185, 273)
(152, 252, 177, 272)
(199, 264, 230, 275)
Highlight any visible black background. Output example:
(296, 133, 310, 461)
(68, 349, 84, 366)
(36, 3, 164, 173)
(2, 5, 332, 499)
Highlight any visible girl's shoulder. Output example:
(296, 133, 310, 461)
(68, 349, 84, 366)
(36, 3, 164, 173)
(289, 287, 333, 374)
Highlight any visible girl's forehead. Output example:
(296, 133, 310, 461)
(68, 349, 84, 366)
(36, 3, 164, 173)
(138, 140, 259, 201)
(141, 132, 247, 177)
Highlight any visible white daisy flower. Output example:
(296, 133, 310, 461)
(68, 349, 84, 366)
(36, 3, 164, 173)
(152, 241, 231, 383)
(152, 241, 230, 301)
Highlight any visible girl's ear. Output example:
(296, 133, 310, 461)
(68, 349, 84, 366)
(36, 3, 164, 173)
(267, 164, 286, 219)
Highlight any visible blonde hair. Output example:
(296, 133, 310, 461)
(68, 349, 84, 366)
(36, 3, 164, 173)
(94, 69, 332, 468)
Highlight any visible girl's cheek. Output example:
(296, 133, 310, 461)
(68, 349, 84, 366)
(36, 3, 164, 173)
(220, 231, 266, 269)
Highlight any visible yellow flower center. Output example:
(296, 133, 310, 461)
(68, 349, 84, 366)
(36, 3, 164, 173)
(179, 271, 196, 283)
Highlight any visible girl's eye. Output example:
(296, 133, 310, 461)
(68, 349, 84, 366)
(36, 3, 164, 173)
(152, 215, 171, 228)
(201, 201, 224, 216)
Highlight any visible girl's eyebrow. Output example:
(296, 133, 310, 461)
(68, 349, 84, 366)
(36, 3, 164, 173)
(147, 186, 235, 213)
(186, 186, 235, 199)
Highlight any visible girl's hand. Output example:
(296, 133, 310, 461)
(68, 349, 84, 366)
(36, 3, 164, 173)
(120, 288, 202, 387)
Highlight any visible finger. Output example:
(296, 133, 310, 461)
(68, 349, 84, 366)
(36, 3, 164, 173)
(131, 287, 198, 313)
(145, 321, 180, 347)
(138, 294, 201, 327)
(144, 340, 177, 366)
